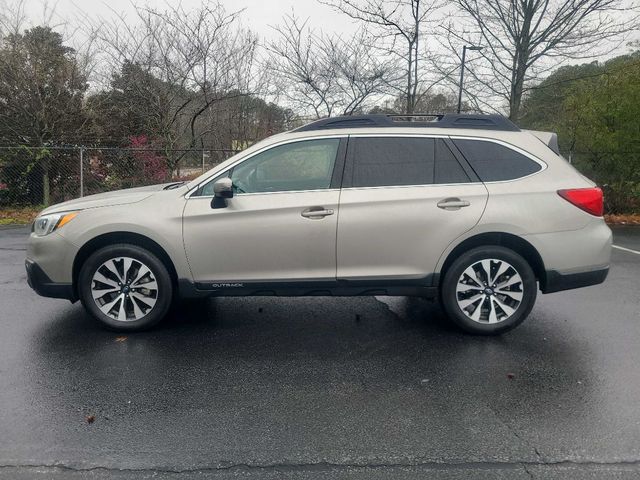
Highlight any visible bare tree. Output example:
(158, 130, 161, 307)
(446, 0, 640, 120)
(319, 0, 445, 114)
(325, 30, 397, 114)
(267, 14, 393, 118)
(267, 15, 336, 118)
(88, 1, 258, 172)
(0, 0, 26, 38)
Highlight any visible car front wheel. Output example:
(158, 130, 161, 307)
(441, 246, 537, 335)
(78, 244, 173, 331)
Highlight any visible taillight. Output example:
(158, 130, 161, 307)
(557, 187, 603, 216)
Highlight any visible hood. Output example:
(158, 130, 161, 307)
(40, 183, 173, 215)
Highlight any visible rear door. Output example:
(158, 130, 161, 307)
(336, 135, 488, 282)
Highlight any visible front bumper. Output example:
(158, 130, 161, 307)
(542, 267, 609, 294)
(25, 259, 76, 301)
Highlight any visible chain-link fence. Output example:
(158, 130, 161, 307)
(0, 146, 240, 207)
(2, 145, 638, 214)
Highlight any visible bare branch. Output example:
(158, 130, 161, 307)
(319, 0, 446, 114)
(447, 0, 640, 120)
(266, 13, 395, 117)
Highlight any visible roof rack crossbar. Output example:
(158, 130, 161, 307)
(293, 113, 520, 132)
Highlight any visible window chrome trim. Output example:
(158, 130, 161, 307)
(185, 135, 347, 199)
(188, 188, 341, 199)
(347, 131, 547, 169)
(341, 182, 485, 192)
(187, 132, 548, 197)
(344, 132, 548, 188)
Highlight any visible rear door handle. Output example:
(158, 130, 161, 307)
(437, 198, 471, 210)
(301, 207, 334, 219)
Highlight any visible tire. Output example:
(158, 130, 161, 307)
(78, 244, 173, 331)
(440, 246, 537, 335)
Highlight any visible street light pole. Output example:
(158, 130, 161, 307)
(457, 45, 483, 114)
(457, 46, 467, 114)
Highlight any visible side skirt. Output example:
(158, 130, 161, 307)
(178, 277, 439, 299)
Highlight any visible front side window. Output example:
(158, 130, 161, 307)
(452, 139, 542, 181)
(192, 139, 341, 196)
(231, 139, 340, 194)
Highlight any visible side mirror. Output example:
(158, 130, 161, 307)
(211, 177, 233, 209)
(214, 177, 233, 198)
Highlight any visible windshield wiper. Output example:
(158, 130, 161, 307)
(164, 181, 186, 190)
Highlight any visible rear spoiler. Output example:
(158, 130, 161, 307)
(525, 130, 560, 155)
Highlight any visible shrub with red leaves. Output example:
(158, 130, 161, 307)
(129, 136, 168, 182)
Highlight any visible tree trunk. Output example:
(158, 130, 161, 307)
(508, 49, 529, 122)
(509, 93, 521, 121)
(509, 69, 526, 121)
(42, 158, 50, 207)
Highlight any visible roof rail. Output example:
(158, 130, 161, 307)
(292, 113, 520, 132)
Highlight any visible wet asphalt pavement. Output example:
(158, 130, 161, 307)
(0, 226, 639, 479)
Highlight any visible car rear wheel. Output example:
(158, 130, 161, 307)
(78, 244, 173, 331)
(441, 246, 537, 335)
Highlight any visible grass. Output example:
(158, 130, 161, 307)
(604, 214, 640, 225)
(0, 206, 41, 226)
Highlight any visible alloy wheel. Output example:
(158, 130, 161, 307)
(455, 258, 524, 324)
(90, 256, 158, 322)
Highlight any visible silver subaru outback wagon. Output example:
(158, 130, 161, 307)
(25, 114, 612, 334)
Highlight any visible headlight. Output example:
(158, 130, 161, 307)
(32, 212, 79, 236)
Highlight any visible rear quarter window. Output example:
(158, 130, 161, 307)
(453, 139, 542, 182)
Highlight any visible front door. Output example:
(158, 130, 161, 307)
(183, 137, 345, 284)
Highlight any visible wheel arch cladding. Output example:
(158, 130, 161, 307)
(72, 232, 179, 297)
(441, 232, 546, 289)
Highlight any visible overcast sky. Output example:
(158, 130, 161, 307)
(15, 0, 640, 109)
(19, 0, 639, 52)
(22, 0, 358, 40)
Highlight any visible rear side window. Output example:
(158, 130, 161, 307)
(347, 137, 435, 187)
(435, 139, 470, 184)
(346, 137, 471, 187)
(452, 139, 541, 181)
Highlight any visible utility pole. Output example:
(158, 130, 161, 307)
(457, 45, 483, 114)
(79, 146, 85, 197)
(202, 149, 210, 173)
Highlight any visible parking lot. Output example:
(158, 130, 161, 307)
(0, 225, 639, 479)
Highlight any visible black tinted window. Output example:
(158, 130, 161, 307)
(348, 137, 434, 187)
(453, 139, 541, 181)
(435, 139, 470, 184)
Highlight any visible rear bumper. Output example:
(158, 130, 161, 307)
(542, 267, 609, 294)
(25, 259, 76, 301)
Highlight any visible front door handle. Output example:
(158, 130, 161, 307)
(301, 207, 334, 219)
(437, 198, 471, 210)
